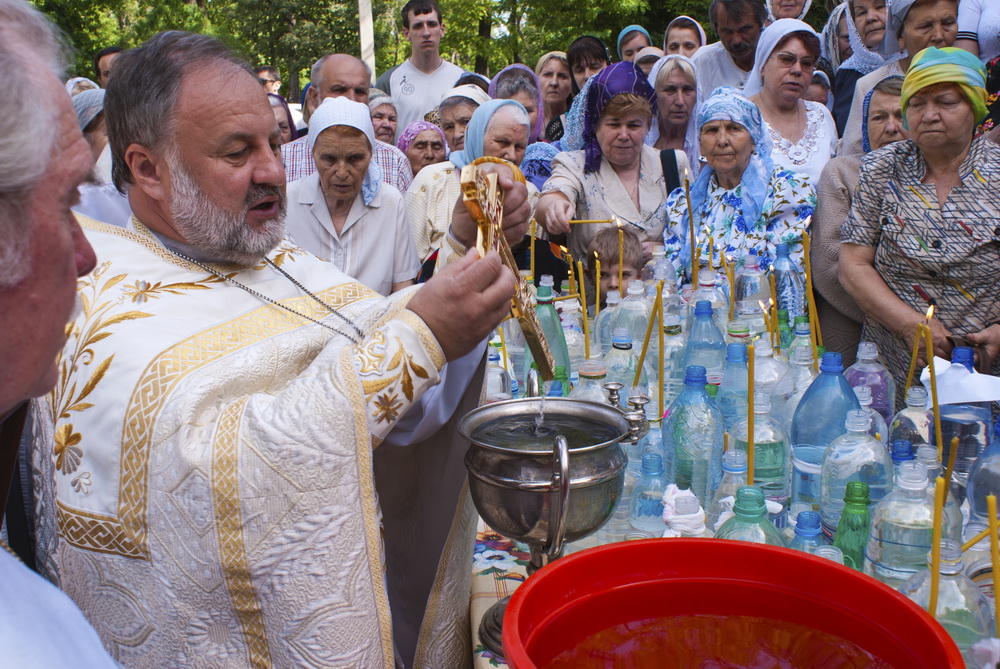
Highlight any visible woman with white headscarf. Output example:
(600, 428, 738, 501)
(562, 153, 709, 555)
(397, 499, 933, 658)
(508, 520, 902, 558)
(744, 18, 837, 184)
(285, 97, 419, 296)
(832, 0, 894, 132)
(767, 0, 813, 22)
(645, 54, 701, 185)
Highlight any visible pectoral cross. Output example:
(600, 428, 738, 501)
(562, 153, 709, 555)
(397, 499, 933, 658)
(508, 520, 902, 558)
(460, 164, 555, 381)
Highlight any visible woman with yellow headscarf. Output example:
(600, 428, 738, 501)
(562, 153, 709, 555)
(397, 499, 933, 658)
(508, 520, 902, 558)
(840, 46, 1000, 401)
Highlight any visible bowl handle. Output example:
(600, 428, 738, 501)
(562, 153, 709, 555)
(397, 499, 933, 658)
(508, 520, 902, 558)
(546, 435, 570, 558)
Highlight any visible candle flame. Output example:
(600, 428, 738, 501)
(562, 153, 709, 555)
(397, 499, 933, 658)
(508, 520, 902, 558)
(758, 300, 768, 312)
(614, 216, 622, 230)
(926, 304, 935, 320)
(559, 245, 568, 255)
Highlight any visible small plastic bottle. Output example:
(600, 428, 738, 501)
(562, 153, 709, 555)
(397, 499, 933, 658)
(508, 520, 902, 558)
(713, 485, 786, 546)
(485, 347, 513, 403)
(832, 481, 871, 570)
(853, 385, 889, 444)
(660, 314, 688, 412)
(814, 545, 845, 564)
(820, 410, 891, 539)
(629, 453, 669, 533)
(725, 319, 751, 345)
(889, 385, 932, 450)
(603, 328, 646, 408)
(610, 280, 652, 348)
(788, 510, 824, 553)
(844, 341, 896, 425)
(682, 300, 726, 376)
(662, 365, 725, 506)
(771, 242, 806, 319)
(685, 271, 729, 332)
(731, 393, 791, 521)
(705, 449, 748, 533)
(595, 289, 621, 356)
(716, 343, 749, 431)
(890, 439, 915, 485)
(568, 360, 609, 404)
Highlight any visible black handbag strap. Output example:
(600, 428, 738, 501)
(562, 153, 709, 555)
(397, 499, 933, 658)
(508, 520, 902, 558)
(659, 149, 681, 194)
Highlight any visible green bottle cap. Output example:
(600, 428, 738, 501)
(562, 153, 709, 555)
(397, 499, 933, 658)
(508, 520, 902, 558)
(793, 315, 809, 326)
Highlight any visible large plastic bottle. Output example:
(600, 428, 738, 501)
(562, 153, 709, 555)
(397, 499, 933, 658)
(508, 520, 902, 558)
(705, 449, 748, 533)
(734, 254, 770, 335)
(853, 385, 889, 444)
(716, 343, 748, 431)
(751, 338, 790, 395)
(820, 410, 892, 539)
(595, 289, 621, 356)
(934, 346, 992, 499)
(844, 341, 896, 425)
(965, 420, 1000, 522)
(865, 461, 960, 588)
(889, 385, 931, 450)
(535, 275, 572, 380)
(832, 481, 871, 570)
(682, 300, 726, 376)
(629, 453, 669, 533)
(610, 280, 652, 348)
(772, 345, 816, 431)
(790, 352, 861, 510)
(771, 242, 806, 320)
(685, 272, 728, 332)
(662, 365, 725, 506)
(640, 244, 677, 286)
(660, 314, 688, 413)
(713, 486, 786, 546)
(603, 328, 646, 408)
(731, 393, 791, 520)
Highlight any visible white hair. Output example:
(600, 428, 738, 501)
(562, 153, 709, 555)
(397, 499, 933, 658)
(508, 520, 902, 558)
(0, 0, 64, 287)
(487, 103, 530, 132)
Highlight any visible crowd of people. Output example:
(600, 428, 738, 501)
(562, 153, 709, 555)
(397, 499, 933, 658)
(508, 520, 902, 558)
(2, 0, 1000, 664)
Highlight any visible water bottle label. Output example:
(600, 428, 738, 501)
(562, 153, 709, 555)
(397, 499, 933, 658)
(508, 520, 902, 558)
(636, 497, 664, 519)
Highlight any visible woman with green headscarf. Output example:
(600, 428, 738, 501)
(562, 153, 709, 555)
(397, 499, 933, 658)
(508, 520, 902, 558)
(841, 47, 1000, 397)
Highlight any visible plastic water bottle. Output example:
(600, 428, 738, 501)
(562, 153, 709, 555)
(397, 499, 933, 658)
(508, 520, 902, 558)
(731, 393, 792, 521)
(660, 314, 687, 412)
(716, 343, 748, 431)
(734, 254, 770, 335)
(653, 267, 686, 327)
(713, 486, 786, 546)
(682, 300, 726, 376)
(772, 345, 816, 432)
(788, 510, 824, 553)
(853, 385, 889, 444)
(705, 449, 748, 533)
(771, 242, 806, 319)
(814, 545, 845, 564)
(560, 313, 586, 385)
(547, 365, 569, 397)
(500, 321, 525, 396)
(603, 328, 646, 408)
(662, 365, 725, 506)
(777, 309, 793, 351)
(568, 360, 609, 404)
(641, 244, 677, 286)
(966, 420, 1000, 522)
(820, 410, 891, 539)
(832, 481, 871, 570)
(725, 319, 751, 345)
(685, 272, 728, 332)
(916, 445, 963, 537)
(844, 341, 896, 425)
(790, 352, 861, 510)
(890, 439, 915, 484)
(934, 346, 992, 498)
(610, 280, 652, 347)
(595, 289, 621, 356)
(786, 317, 812, 360)
(889, 386, 931, 450)
(485, 347, 513, 403)
(535, 275, 572, 379)
(865, 461, 960, 588)
(751, 338, 790, 395)
(629, 453, 669, 533)
(898, 540, 993, 661)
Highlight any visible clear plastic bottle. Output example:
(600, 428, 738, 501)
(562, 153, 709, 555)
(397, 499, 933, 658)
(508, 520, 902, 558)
(485, 347, 513, 403)
(965, 420, 1000, 522)
(791, 352, 861, 510)
(890, 439, 915, 484)
(788, 510, 824, 553)
(535, 275, 572, 380)
(771, 242, 806, 320)
(916, 445, 963, 538)
(713, 485, 786, 546)
(603, 328, 646, 408)
(734, 254, 770, 334)
(682, 300, 726, 376)
(731, 393, 792, 521)
(560, 313, 586, 386)
(889, 386, 931, 450)
(898, 539, 993, 662)
(660, 314, 687, 413)
(725, 319, 751, 346)
(832, 481, 871, 570)
(820, 410, 891, 539)
(786, 317, 812, 361)
(705, 449, 748, 533)
(654, 268, 686, 332)
(610, 280, 652, 348)
(629, 453, 669, 533)
(685, 272, 728, 332)
(640, 244, 676, 286)
(772, 345, 816, 432)
(853, 385, 889, 445)
(934, 346, 992, 499)
(716, 343, 748, 431)
(814, 545, 845, 564)
(865, 461, 960, 588)
(752, 338, 790, 396)
(777, 309, 793, 352)
(568, 360, 609, 404)
(595, 289, 621, 356)
(500, 320, 525, 397)
(662, 365, 725, 506)
(844, 341, 896, 425)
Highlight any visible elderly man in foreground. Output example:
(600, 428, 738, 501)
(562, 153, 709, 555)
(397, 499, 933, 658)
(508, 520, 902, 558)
(30, 30, 526, 667)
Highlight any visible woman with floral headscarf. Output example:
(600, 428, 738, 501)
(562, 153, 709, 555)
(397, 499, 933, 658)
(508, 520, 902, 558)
(536, 61, 667, 262)
(841, 47, 1000, 392)
(662, 87, 815, 279)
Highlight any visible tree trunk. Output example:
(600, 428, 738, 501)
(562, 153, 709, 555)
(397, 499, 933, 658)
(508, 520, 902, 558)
(475, 16, 490, 75)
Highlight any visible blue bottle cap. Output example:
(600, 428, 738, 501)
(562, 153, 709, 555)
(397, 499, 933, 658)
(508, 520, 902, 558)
(684, 365, 708, 385)
(640, 453, 664, 475)
(694, 300, 713, 316)
(819, 351, 843, 373)
(794, 511, 821, 536)
(890, 440, 914, 464)
(726, 343, 747, 363)
(775, 243, 789, 257)
(952, 346, 975, 372)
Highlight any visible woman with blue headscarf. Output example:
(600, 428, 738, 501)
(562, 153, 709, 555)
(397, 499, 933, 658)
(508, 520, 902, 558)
(662, 87, 816, 279)
(405, 99, 536, 262)
(536, 61, 666, 264)
(617, 25, 652, 62)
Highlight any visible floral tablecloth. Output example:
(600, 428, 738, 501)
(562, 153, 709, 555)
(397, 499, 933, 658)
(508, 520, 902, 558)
(471, 518, 528, 668)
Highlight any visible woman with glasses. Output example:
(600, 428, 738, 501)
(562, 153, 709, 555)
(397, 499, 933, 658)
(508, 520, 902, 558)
(744, 19, 837, 185)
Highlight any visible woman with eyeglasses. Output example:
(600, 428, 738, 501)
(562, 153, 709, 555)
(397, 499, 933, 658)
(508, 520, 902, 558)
(744, 19, 837, 185)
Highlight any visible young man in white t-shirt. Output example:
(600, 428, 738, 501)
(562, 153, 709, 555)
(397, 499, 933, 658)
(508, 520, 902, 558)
(375, 0, 465, 133)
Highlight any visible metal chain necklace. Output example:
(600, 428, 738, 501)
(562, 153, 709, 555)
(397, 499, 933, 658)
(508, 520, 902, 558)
(167, 250, 365, 344)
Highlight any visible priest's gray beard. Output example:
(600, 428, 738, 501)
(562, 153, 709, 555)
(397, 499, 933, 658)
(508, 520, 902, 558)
(168, 155, 286, 266)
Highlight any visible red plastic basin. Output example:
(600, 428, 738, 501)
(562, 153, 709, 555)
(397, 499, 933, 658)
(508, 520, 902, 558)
(502, 538, 963, 668)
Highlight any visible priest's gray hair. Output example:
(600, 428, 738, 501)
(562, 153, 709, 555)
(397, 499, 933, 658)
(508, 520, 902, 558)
(0, 0, 66, 287)
(106, 31, 253, 193)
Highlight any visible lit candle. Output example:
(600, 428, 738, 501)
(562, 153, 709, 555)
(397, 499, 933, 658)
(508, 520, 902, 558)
(529, 218, 536, 282)
(924, 325, 944, 460)
(708, 234, 715, 271)
(929, 476, 946, 617)
(904, 324, 926, 391)
(578, 260, 590, 359)
(560, 246, 575, 295)
(759, 300, 773, 347)
(617, 221, 624, 296)
(987, 494, 1000, 637)
(747, 343, 755, 483)
(657, 280, 665, 418)
(594, 252, 601, 318)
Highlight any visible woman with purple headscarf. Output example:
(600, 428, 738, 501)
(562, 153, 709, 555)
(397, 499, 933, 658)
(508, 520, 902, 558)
(397, 121, 447, 176)
(535, 61, 667, 262)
